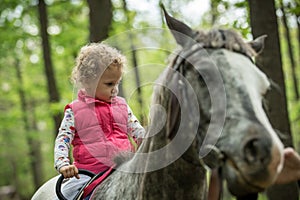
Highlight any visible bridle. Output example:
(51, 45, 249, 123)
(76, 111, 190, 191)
(170, 41, 225, 200)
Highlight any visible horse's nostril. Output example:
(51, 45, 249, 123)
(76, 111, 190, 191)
(243, 138, 269, 165)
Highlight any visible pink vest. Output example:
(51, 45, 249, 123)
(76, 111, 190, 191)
(66, 90, 132, 174)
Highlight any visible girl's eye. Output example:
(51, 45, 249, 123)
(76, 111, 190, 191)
(105, 81, 120, 87)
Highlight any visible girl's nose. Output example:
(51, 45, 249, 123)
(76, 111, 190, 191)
(112, 85, 119, 95)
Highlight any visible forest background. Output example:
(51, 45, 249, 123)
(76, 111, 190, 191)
(0, 0, 299, 199)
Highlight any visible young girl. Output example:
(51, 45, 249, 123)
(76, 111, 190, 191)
(54, 43, 145, 199)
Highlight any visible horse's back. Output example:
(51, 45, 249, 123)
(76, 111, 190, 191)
(31, 175, 59, 200)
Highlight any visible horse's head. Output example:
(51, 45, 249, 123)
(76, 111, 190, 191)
(161, 6, 284, 197)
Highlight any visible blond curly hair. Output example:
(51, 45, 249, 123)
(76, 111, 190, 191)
(71, 43, 126, 89)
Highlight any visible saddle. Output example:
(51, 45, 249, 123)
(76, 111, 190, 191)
(56, 168, 113, 200)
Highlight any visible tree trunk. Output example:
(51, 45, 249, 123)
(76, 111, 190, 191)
(87, 0, 112, 42)
(15, 59, 44, 189)
(37, 0, 62, 135)
(122, 0, 145, 124)
(279, 0, 299, 100)
(295, 1, 300, 62)
(210, 0, 219, 25)
(297, 15, 300, 60)
(247, 0, 299, 199)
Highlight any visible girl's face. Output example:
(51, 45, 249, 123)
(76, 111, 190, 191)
(94, 65, 122, 102)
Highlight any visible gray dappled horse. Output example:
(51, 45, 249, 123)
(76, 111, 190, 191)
(32, 7, 284, 200)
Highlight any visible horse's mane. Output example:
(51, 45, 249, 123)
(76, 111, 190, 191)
(194, 29, 257, 58)
(114, 29, 258, 168)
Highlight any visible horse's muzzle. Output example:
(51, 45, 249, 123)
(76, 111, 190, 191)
(219, 121, 284, 196)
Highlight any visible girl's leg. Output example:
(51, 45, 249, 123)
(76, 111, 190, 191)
(61, 175, 91, 199)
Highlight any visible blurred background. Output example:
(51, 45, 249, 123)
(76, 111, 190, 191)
(0, 0, 299, 199)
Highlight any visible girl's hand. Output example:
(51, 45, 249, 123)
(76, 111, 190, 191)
(59, 165, 80, 179)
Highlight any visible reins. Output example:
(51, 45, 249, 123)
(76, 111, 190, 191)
(172, 43, 204, 72)
(171, 43, 227, 200)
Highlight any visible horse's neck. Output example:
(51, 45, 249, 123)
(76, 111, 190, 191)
(137, 132, 207, 199)
(135, 90, 207, 199)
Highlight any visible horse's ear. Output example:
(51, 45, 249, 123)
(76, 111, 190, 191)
(248, 35, 267, 55)
(161, 4, 196, 47)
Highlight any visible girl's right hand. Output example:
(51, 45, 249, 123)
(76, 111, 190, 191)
(59, 165, 80, 179)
